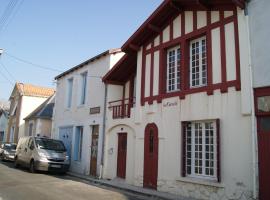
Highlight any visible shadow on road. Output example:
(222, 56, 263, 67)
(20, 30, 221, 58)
(0, 160, 155, 200)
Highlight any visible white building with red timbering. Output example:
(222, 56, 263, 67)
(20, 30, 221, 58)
(102, 0, 255, 199)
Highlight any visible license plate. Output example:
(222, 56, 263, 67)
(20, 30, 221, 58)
(9, 155, 14, 159)
(51, 164, 61, 168)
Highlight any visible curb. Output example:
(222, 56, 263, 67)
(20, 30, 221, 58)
(67, 172, 196, 200)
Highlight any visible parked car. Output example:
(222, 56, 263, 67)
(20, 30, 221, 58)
(14, 136, 70, 173)
(0, 143, 17, 161)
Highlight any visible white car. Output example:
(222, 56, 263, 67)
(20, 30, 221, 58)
(0, 143, 17, 161)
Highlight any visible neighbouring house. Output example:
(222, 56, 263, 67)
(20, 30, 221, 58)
(52, 49, 123, 176)
(0, 108, 9, 143)
(24, 94, 55, 138)
(6, 83, 55, 143)
(248, 0, 270, 199)
(102, 1, 254, 200)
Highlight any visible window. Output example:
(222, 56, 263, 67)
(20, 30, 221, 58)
(184, 120, 217, 180)
(80, 72, 87, 105)
(29, 123, 33, 136)
(167, 46, 181, 92)
(74, 126, 83, 161)
(190, 36, 207, 87)
(67, 78, 73, 108)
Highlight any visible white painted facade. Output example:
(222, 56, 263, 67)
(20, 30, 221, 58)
(103, 6, 255, 200)
(0, 111, 8, 143)
(52, 50, 123, 176)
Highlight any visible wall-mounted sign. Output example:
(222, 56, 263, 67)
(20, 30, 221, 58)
(90, 107, 101, 115)
(163, 101, 178, 107)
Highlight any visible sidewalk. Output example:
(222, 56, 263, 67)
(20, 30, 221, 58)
(67, 172, 197, 200)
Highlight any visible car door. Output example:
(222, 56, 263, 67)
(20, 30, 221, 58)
(24, 138, 34, 165)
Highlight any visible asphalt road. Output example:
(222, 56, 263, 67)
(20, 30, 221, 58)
(0, 160, 157, 200)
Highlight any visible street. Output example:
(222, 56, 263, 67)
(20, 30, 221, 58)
(0, 161, 157, 200)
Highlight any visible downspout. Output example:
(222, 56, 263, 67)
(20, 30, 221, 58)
(244, 2, 258, 198)
(99, 83, 108, 179)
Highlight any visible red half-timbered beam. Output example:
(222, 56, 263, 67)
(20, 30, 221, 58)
(196, 0, 210, 10)
(129, 44, 140, 52)
(148, 24, 162, 33)
(231, 0, 245, 9)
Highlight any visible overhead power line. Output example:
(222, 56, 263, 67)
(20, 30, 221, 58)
(0, 0, 20, 34)
(0, 68, 14, 86)
(0, 61, 16, 81)
(4, 52, 63, 73)
(0, 0, 24, 36)
(4, 52, 103, 79)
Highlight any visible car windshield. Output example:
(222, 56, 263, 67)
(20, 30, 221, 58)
(4, 144, 17, 150)
(35, 138, 66, 152)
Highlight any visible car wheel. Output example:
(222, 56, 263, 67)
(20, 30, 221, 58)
(14, 157, 19, 168)
(29, 160, 36, 173)
(0, 154, 5, 161)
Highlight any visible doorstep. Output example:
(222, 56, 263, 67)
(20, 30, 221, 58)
(67, 172, 197, 200)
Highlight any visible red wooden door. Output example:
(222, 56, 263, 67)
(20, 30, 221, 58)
(143, 124, 158, 189)
(117, 133, 127, 178)
(258, 116, 270, 200)
(90, 125, 99, 177)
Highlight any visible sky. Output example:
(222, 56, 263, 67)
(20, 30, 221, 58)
(0, 0, 163, 100)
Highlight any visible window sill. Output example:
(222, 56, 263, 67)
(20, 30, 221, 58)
(77, 104, 85, 109)
(176, 177, 224, 188)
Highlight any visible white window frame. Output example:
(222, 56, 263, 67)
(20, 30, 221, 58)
(80, 72, 88, 105)
(186, 120, 217, 181)
(190, 36, 207, 88)
(167, 45, 181, 92)
(66, 78, 73, 108)
(74, 126, 83, 161)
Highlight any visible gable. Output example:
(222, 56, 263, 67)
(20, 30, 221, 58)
(122, 0, 245, 53)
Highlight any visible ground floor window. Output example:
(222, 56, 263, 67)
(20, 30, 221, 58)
(74, 126, 83, 161)
(182, 120, 220, 181)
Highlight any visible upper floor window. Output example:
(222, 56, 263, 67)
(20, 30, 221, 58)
(80, 72, 87, 105)
(66, 78, 73, 108)
(167, 46, 181, 92)
(190, 36, 207, 88)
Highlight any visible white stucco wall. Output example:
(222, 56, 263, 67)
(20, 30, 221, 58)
(18, 96, 48, 139)
(248, 0, 270, 88)
(103, 9, 253, 200)
(53, 52, 123, 176)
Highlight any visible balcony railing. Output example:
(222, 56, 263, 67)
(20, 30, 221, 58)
(108, 98, 135, 119)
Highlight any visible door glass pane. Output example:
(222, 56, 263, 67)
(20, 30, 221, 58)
(149, 130, 154, 153)
(260, 117, 270, 132)
(258, 96, 270, 112)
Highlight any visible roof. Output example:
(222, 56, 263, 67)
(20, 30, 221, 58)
(103, 0, 245, 83)
(0, 108, 9, 118)
(55, 48, 121, 80)
(102, 53, 137, 84)
(24, 94, 55, 120)
(122, 0, 245, 52)
(10, 83, 55, 100)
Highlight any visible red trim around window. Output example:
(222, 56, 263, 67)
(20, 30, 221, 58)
(140, 9, 240, 106)
(216, 118, 221, 182)
(181, 121, 187, 177)
(254, 87, 270, 116)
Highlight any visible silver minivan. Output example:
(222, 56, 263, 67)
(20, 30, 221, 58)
(14, 136, 70, 173)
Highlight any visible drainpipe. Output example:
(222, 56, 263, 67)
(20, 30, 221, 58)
(100, 83, 108, 179)
(245, 2, 258, 198)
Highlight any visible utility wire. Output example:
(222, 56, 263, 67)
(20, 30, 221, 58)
(0, 68, 14, 86)
(4, 52, 63, 73)
(0, 0, 24, 36)
(0, 0, 19, 34)
(0, 61, 16, 81)
(4, 52, 103, 79)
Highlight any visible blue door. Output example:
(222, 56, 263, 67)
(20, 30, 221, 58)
(59, 127, 73, 158)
